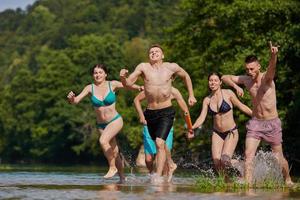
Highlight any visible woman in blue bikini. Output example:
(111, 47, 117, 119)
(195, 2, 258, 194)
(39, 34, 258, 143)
(67, 64, 141, 182)
(192, 72, 252, 175)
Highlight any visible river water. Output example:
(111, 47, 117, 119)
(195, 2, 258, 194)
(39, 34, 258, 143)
(0, 168, 299, 200)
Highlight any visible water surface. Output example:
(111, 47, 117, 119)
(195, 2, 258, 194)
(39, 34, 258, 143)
(0, 167, 299, 200)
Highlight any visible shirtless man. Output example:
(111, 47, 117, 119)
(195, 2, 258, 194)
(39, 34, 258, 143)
(222, 42, 293, 186)
(120, 44, 196, 181)
(134, 87, 191, 182)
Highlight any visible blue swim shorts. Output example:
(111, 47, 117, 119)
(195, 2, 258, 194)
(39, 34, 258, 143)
(143, 125, 173, 155)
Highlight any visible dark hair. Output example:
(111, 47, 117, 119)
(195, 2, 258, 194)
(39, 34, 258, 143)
(245, 55, 258, 64)
(90, 64, 108, 75)
(148, 44, 164, 53)
(208, 72, 222, 81)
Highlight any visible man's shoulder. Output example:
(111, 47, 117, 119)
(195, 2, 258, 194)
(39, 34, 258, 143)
(162, 62, 179, 66)
(136, 62, 149, 69)
(163, 62, 180, 71)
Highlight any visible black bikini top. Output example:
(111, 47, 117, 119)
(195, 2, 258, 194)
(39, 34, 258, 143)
(208, 91, 232, 116)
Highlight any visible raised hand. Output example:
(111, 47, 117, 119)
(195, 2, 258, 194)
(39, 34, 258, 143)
(119, 69, 129, 78)
(67, 91, 75, 103)
(269, 41, 279, 55)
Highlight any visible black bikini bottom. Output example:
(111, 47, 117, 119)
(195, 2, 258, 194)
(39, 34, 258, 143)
(213, 126, 238, 140)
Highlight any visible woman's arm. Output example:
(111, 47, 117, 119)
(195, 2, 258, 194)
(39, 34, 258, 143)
(67, 85, 90, 104)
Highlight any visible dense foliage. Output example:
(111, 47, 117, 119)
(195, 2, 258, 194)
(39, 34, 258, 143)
(0, 0, 299, 174)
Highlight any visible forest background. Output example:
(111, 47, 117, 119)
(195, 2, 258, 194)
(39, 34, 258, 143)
(0, 0, 299, 175)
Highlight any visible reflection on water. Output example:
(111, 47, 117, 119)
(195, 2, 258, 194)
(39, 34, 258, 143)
(0, 170, 299, 200)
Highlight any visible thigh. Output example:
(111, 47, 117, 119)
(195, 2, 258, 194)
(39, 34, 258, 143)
(211, 132, 225, 160)
(245, 137, 261, 157)
(222, 130, 239, 157)
(100, 117, 123, 142)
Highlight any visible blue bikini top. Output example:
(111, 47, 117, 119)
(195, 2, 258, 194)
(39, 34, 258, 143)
(208, 91, 231, 116)
(91, 82, 116, 107)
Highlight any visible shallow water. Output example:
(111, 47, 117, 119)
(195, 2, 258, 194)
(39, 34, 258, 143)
(0, 168, 299, 200)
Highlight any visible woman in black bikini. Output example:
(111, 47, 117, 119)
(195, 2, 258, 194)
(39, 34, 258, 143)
(192, 72, 252, 174)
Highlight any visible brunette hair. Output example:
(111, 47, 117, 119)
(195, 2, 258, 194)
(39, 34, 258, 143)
(90, 64, 108, 75)
(245, 55, 258, 64)
(148, 44, 164, 53)
(208, 72, 222, 81)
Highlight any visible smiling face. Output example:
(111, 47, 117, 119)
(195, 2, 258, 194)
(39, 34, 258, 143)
(208, 74, 222, 91)
(93, 67, 107, 83)
(245, 61, 260, 80)
(148, 47, 164, 62)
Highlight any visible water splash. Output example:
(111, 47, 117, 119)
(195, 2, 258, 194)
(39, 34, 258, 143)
(175, 149, 284, 187)
(252, 150, 284, 185)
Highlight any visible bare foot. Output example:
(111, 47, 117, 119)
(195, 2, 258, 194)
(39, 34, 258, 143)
(285, 179, 295, 187)
(167, 163, 177, 182)
(151, 173, 164, 185)
(104, 167, 118, 179)
(117, 177, 126, 184)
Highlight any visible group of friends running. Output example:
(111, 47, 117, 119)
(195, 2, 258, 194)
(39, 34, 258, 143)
(67, 41, 293, 186)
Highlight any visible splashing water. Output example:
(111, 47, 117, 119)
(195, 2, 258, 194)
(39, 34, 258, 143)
(175, 149, 284, 187)
(252, 150, 284, 185)
(231, 150, 284, 185)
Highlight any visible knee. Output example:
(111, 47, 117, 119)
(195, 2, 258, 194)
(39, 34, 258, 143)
(245, 150, 255, 162)
(145, 155, 154, 163)
(99, 137, 109, 148)
(220, 154, 231, 167)
(156, 140, 165, 150)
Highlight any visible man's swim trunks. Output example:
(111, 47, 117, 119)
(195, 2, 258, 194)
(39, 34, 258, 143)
(246, 117, 282, 146)
(144, 106, 175, 141)
(143, 125, 174, 155)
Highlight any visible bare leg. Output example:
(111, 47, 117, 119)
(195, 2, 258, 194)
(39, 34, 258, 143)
(110, 137, 125, 183)
(211, 133, 225, 174)
(165, 145, 177, 182)
(155, 138, 166, 177)
(221, 130, 239, 168)
(271, 144, 294, 186)
(145, 154, 155, 174)
(244, 137, 260, 186)
(98, 117, 123, 179)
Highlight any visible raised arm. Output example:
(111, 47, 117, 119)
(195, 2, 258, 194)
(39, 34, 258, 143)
(67, 85, 90, 104)
(172, 63, 196, 106)
(110, 80, 143, 91)
(228, 90, 252, 117)
(133, 91, 147, 124)
(120, 63, 143, 87)
(221, 75, 246, 97)
(192, 97, 210, 129)
(264, 41, 279, 83)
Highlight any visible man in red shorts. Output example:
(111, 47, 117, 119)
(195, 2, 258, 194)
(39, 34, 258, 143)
(222, 41, 293, 186)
